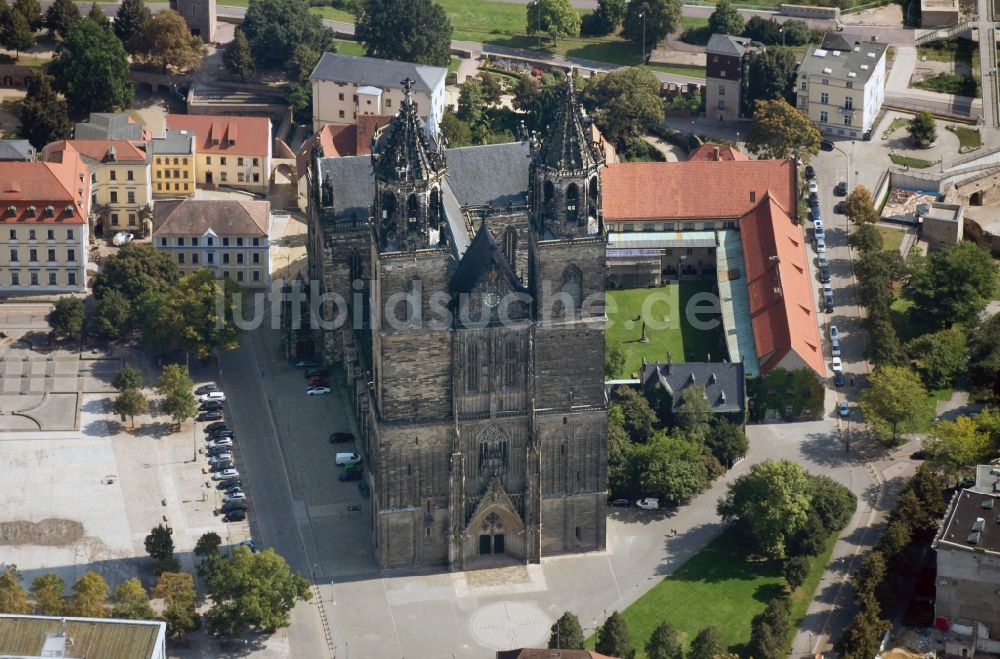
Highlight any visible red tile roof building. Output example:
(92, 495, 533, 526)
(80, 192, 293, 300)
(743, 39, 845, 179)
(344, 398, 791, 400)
(164, 115, 272, 194)
(687, 143, 750, 162)
(0, 153, 91, 292)
(295, 117, 393, 211)
(602, 158, 824, 377)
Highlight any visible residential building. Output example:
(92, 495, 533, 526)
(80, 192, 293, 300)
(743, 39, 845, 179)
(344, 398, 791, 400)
(0, 139, 35, 161)
(74, 112, 148, 141)
(308, 53, 446, 135)
(641, 360, 746, 420)
(306, 81, 607, 570)
(705, 34, 755, 122)
(796, 34, 888, 140)
(295, 115, 392, 211)
(43, 140, 152, 237)
(165, 115, 272, 194)
(153, 198, 271, 287)
(169, 0, 216, 41)
(933, 485, 1000, 640)
(149, 129, 198, 198)
(688, 143, 749, 162)
(0, 154, 89, 292)
(0, 614, 166, 659)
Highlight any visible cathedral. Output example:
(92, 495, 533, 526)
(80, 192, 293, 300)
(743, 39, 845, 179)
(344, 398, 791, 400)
(306, 79, 608, 570)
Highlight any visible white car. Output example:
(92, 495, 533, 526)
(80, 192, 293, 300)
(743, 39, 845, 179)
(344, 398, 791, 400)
(208, 452, 233, 465)
(112, 231, 133, 247)
(206, 437, 233, 449)
(199, 391, 226, 403)
(815, 236, 826, 253)
(212, 468, 239, 481)
(636, 497, 660, 510)
(832, 357, 843, 372)
(808, 181, 818, 194)
(223, 492, 246, 503)
(306, 386, 331, 396)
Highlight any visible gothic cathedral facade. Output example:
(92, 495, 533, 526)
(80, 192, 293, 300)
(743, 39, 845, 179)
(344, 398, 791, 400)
(308, 80, 608, 569)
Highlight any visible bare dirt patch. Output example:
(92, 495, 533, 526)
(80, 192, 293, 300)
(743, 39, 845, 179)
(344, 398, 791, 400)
(0, 518, 84, 547)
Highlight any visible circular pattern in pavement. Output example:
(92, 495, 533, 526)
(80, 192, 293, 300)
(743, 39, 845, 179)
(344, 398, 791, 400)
(470, 601, 551, 650)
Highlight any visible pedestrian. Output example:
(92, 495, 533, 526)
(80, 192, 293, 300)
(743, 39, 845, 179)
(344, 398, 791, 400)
(850, 376, 855, 386)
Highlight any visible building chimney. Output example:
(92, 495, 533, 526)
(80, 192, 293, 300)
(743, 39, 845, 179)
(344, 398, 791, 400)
(713, 146, 720, 161)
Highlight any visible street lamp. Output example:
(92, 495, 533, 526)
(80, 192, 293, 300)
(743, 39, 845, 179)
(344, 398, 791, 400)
(530, 1, 541, 47)
(779, 27, 785, 46)
(640, 12, 646, 64)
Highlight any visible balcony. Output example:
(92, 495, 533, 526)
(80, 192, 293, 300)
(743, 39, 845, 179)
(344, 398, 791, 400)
(837, 106, 856, 117)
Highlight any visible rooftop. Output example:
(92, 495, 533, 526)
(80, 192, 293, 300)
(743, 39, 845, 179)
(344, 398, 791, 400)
(0, 158, 89, 225)
(0, 614, 164, 659)
(0, 140, 35, 162)
(641, 360, 746, 413)
(937, 489, 1000, 554)
(153, 198, 270, 236)
(601, 160, 797, 222)
(309, 52, 447, 94)
(73, 112, 146, 141)
(165, 115, 271, 156)
(43, 140, 148, 165)
(706, 34, 751, 57)
(687, 143, 749, 162)
(149, 129, 197, 156)
(295, 117, 394, 178)
(799, 36, 888, 84)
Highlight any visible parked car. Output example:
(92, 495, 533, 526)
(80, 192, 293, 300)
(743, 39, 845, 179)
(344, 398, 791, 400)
(195, 383, 218, 396)
(199, 391, 226, 403)
(830, 325, 839, 341)
(223, 491, 246, 503)
(208, 453, 233, 465)
(839, 401, 850, 418)
(831, 336, 841, 357)
(343, 462, 363, 473)
(210, 460, 235, 473)
(910, 450, 927, 461)
(294, 360, 319, 369)
(813, 221, 825, 239)
(815, 236, 826, 253)
(306, 386, 331, 396)
(336, 452, 362, 466)
(810, 206, 821, 223)
(204, 422, 230, 433)
(206, 446, 232, 458)
(636, 498, 660, 510)
(808, 181, 818, 194)
(309, 376, 329, 387)
(609, 498, 630, 508)
(223, 509, 247, 522)
(833, 201, 846, 214)
(339, 469, 362, 482)
(206, 437, 233, 449)
(823, 283, 834, 312)
(199, 401, 223, 412)
(821, 139, 835, 151)
(832, 356, 843, 372)
(207, 429, 235, 440)
(329, 432, 354, 444)
(820, 266, 830, 284)
(835, 181, 848, 196)
(216, 477, 241, 490)
(835, 371, 845, 387)
(225, 486, 243, 496)
(804, 165, 816, 180)
(304, 368, 329, 379)
(197, 411, 223, 422)
(212, 468, 239, 481)
(809, 192, 819, 207)
(221, 501, 248, 513)
(112, 231, 133, 247)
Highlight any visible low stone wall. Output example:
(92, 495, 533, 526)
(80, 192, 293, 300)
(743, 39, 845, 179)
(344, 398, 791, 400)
(779, 4, 840, 20)
(0, 64, 38, 89)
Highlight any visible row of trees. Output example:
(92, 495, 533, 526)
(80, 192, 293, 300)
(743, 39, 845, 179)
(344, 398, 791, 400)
(609, 385, 748, 504)
(111, 359, 198, 429)
(835, 465, 944, 658)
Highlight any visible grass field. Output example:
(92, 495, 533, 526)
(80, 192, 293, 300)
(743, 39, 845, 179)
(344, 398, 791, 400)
(876, 225, 905, 254)
(585, 529, 838, 658)
(606, 283, 723, 379)
(889, 154, 938, 169)
(946, 124, 982, 151)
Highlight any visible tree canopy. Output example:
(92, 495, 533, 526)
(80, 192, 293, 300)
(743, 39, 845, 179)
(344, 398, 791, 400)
(596, 611, 635, 659)
(926, 416, 992, 480)
(0, 568, 31, 614)
(746, 47, 797, 107)
(637, 431, 710, 504)
(909, 241, 998, 327)
(689, 626, 727, 659)
(526, 0, 581, 43)
(111, 578, 155, 620)
(44, 0, 80, 39)
(67, 571, 108, 618)
(49, 296, 84, 339)
(49, 17, 134, 116)
(969, 312, 1000, 401)
(860, 365, 927, 445)
(113, 388, 148, 428)
(157, 365, 197, 427)
(31, 574, 65, 616)
(746, 99, 821, 161)
(153, 572, 199, 638)
(581, 66, 664, 148)
(114, 0, 150, 50)
(842, 186, 880, 224)
(131, 10, 206, 73)
(908, 109, 936, 144)
(356, 0, 452, 67)
(708, 0, 744, 37)
(19, 71, 71, 151)
(242, 0, 332, 69)
(646, 621, 684, 659)
(907, 328, 967, 389)
(623, 0, 681, 54)
(203, 547, 312, 636)
(548, 611, 585, 649)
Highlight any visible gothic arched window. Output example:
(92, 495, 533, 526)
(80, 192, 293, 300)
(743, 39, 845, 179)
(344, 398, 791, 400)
(566, 183, 579, 225)
(503, 227, 517, 270)
(560, 264, 583, 312)
(429, 188, 440, 230)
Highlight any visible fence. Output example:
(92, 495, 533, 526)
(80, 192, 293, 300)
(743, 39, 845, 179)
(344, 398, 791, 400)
(914, 21, 977, 44)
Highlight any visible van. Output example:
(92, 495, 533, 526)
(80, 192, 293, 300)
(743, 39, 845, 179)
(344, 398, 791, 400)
(336, 452, 362, 466)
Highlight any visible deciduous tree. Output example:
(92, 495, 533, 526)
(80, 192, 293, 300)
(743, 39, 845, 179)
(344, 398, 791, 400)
(909, 241, 998, 327)
(969, 312, 1000, 401)
(842, 186, 879, 224)
(111, 578, 155, 620)
(605, 341, 626, 378)
(860, 365, 927, 445)
(44, 0, 79, 38)
(836, 608, 889, 659)
(848, 222, 884, 253)
(145, 524, 175, 561)
(623, 0, 681, 54)
(615, 387, 658, 443)
(595, 0, 626, 33)
(717, 460, 812, 557)
(113, 388, 148, 428)
(548, 611, 585, 649)
(526, 0, 581, 43)
(0, 568, 31, 614)
(194, 532, 222, 558)
(67, 571, 108, 618)
(50, 18, 133, 115)
(708, 0, 743, 36)
(112, 363, 143, 391)
(675, 384, 714, 437)
(49, 296, 84, 339)
(746, 46, 797, 107)
(203, 547, 312, 636)
(746, 99, 820, 161)
(706, 418, 748, 469)
(862, 308, 907, 367)
(87, 1, 109, 28)
(156, 365, 197, 428)
(355, 0, 451, 66)
(131, 10, 205, 72)
(783, 556, 810, 590)
(926, 416, 992, 480)
(582, 66, 664, 146)
(3, 9, 35, 57)
(242, 0, 332, 69)
(114, 0, 150, 50)
(595, 611, 635, 659)
(907, 109, 936, 144)
(637, 432, 709, 504)
(30, 573, 65, 615)
(908, 328, 967, 389)
(19, 73, 71, 152)
(809, 475, 857, 534)
(12, 0, 40, 30)
(153, 572, 198, 638)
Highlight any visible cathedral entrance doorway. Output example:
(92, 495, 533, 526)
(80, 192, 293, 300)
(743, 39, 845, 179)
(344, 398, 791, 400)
(479, 533, 505, 555)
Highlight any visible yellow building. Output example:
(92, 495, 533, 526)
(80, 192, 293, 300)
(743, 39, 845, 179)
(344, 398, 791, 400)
(164, 115, 271, 194)
(43, 140, 151, 238)
(150, 129, 197, 198)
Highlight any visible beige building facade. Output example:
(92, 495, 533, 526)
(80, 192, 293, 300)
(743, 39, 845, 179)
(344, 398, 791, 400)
(164, 115, 272, 194)
(150, 130, 197, 198)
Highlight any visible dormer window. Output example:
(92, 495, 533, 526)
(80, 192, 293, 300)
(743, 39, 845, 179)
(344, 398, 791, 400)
(44, 206, 54, 216)
(6, 205, 15, 215)
(26, 205, 36, 217)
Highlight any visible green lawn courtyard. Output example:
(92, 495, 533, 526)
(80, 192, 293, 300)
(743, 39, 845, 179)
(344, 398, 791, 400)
(586, 529, 837, 658)
(876, 225, 905, 254)
(606, 283, 725, 379)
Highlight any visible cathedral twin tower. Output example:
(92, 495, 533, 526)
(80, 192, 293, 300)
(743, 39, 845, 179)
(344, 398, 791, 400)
(310, 79, 608, 569)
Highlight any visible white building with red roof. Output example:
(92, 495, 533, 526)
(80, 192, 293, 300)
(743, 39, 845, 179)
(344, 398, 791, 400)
(0, 153, 90, 292)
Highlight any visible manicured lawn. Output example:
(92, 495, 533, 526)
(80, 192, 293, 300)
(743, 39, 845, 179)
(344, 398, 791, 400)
(333, 39, 365, 56)
(912, 72, 980, 98)
(876, 225, 905, 254)
(946, 124, 982, 150)
(606, 283, 724, 379)
(889, 153, 938, 169)
(881, 117, 909, 140)
(585, 529, 838, 658)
